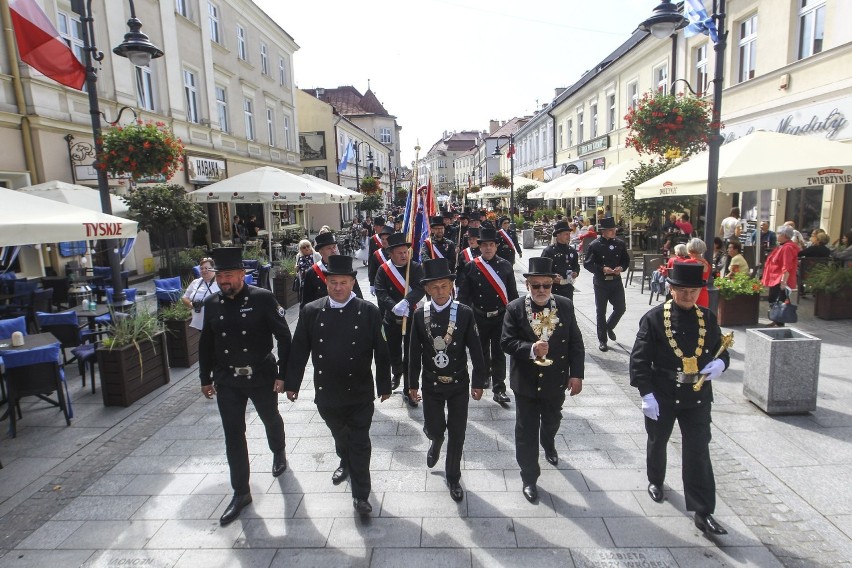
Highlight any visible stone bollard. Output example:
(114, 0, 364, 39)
(522, 229, 535, 249)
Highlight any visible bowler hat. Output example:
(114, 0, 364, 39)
(420, 258, 455, 285)
(523, 257, 557, 278)
(552, 220, 571, 235)
(373, 216, 386, 226)
(666, 262, 707, 288)
(465, 228, 481, 240)
(385, 232, 411, 250)
(325, 254, 357, 277)
(209, 247, 243, 271)
(430, 215, 444, 227)
(314, 232, 337, 250)
(598, 217, 616, 230)
(477, 228, 499, 244)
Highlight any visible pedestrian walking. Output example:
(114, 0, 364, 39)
(301, 231, 364, 308)
(455, 228, 481, 281)
(496, 216, 522, 265)
(540, 220, 580, 301)
(583, 216, 630, 351)
(422, 215, 457, 273)
(367, 226, 395, 295)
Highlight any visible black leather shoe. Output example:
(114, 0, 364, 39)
(647, 483, 664, 503)
(272, 450, 287, 477)
(493, 391, 510, 404)
(607, 328, 616, 341)
(598, 342, 608, 352)
(353, 498, 373, 515)
(406, 394, 418, 408)
(332, 465, 349, 485)
(427, 438, 444, 468)
(391, 374, 401, 391)
(449, 481, 464, 502)
(219, 493, 252, 525)
(695, 512, 727, 535)
(522, 484, 538, 503)
(545, 450, 559, 466)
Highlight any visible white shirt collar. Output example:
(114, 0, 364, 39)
(432, 297, 453, 312)
(328, 292, 356, 308)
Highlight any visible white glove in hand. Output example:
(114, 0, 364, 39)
(392, 299, 409, 317)
(642, 393, 660, 420)
(369, 286, 376, 296)
(699, 358, 725, 381)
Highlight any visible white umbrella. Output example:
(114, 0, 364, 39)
(299, 173, 364, 203)
(18, 180, 130, 215)
(542, 169, 605, 199)
(0, 187, 137, 246)
(635, 131, 852, 200)
(572, 159, 642, 197)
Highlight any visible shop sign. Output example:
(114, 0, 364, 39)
(723, 98, 850, 143)
(186, 155, 227, 184)
(577, 135, 609, 157)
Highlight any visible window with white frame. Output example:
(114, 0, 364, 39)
(590, 103, 598, 138)
(695, 44, 710, 95)
(244, 98, 255, 140)
(798, 0, 825, 60)
(266, 108, 275, 146)
(176, 0, 189, 18)
(653, 64, 668, 91)
(215, 85, 229, 132)
(557, 123, 563, 151)
(278, 57, 288, 87)
(607, 93, 616, 132)
(627, 81, 639, 111)
(260, 43, 269, 75)
(237, 25, 247, 61)
(183, 69, 199, 123)
(283, 115, 292, 150)
(577, 109, 585, 144)
(738, 15, 757, 82)
(56, 11, 85, 63)
(567, 119, 573, 148)
(380, 127, 391, 144)
(136, 66, 155, 111)
(208, 3, 220, 43)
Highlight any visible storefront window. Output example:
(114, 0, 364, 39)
(785, 186, 823, 237)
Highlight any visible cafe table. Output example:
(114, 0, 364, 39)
(71, 303, 111, 331)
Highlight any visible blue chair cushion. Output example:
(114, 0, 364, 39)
(0, 315, 27, 337)
(105, 287, 137, 303)
(154, 276, 181, 291)
(36, 310, 78, 328)
(70, 343, 96, 361)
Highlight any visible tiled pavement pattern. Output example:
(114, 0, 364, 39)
(0, 245, 850, 567)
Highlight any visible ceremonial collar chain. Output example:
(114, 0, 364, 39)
(663, 299, 705, 374)
(424, 300, 458, 354)
(525, 295, 559, 341)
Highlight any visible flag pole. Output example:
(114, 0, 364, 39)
(401, 144, 420, 336)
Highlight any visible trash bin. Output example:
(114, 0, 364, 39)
(743, 327, 821, 414)
(522, 229, 535, 249)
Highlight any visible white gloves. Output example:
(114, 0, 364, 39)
(642, 393, 659, 420)
(699, 359, 725, 381)
(369, 286, 375, 296)
(392, 299, 409, 317)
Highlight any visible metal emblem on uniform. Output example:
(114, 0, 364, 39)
(433, 337, 447, 351)
(277, 306, 286, 317)
(609, 244, 615, 250)
(433, 351, 450, 368)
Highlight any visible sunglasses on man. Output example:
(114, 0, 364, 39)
(529, 283, 552, 290)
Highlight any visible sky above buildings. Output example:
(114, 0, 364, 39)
(255, 0, 656, 165)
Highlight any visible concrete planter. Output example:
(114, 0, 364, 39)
(743, 328, 821, 414)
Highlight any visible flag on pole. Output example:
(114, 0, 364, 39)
(683, 0, 719, 43)
(337, 139, 354, 174)
(9, 0, 86, 90)
(506, 143, 515, 159)
(424, 177, 437, 218)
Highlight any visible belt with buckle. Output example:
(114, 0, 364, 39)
(475, 307, 502, 318)
(675, 372, 700, 384)
(436, 375, 454, 384)
(232, 365, 253, 378)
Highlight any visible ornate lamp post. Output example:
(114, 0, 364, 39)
(492, 133, 516, 228)
(72, 0, 163, 306)
(353, 141, 374, 194)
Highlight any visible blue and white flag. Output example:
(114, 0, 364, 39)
(337, 140, 354, 174)
(684, 0, 719, 44)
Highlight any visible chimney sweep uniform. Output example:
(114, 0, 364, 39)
(301, 232, 364, 308)
(541, 221, 580, 301)
(496, 217, 522, 265)
(583, 216, 630, 351)
(455, 227, 482, 280)
(421, 215, 457, 272)
(367, 216, 386, 258)
(367, 225, 395, 289)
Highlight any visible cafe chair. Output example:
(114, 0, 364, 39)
(153, 276, 182, 309)
(3, 343, 72, 437)
(0, 315, 27, 338)
(0, 279, 39, 320)
(35, 311, 104, 393)
(640, 255, 665, 295)
(26, 288, 54, 333)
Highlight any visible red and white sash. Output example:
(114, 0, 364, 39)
(424, 239, 444, 259)
(462, 247, 476, 263)
(498, 229, 518, 254)
(311, 262, 327, 284)
(373, 249, 387, 263)
(473, 257, 508, 306)
(371, 233, 383, 248)
(380, 258, 407, 295)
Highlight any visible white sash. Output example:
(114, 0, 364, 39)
(473, 256, 508, 305)
(381, 257, 407, 295)
(425, 239, 445, 259)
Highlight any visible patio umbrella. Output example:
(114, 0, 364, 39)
(572, 159, 642, 197)
(18, 180, 130, 215)
(634, 131, 852, 200)
(541, 169, 604, 199)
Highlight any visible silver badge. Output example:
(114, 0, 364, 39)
(433, 337, 447, 351)
(277, 306, 286, 317)
(609, 244, 615, 250)
(433, 351, 450, 368)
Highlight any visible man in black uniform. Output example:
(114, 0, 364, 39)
(541, 220, 580, 301)
(458, 227, 518, 405)
(455, 228, 481, 281)
(422, 215, 457, 273)
(367, 216, 386, 258)
(583, 216, 630, 352)
(374, 232, 425, 400)
(367, 225, 394, 295)
(285, 255, 392, 515)
(199, 247, 290, 525)
(408, 259, 486, 502)
(301, 232, 363, 307)
(501, 257, 584, 502)
(630, 263, 730, 535)
(496, 216, 522, 265)
(455, 211, 470, 247)
(442, 210, 457, 244)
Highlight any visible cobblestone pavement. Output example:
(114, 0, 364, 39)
(0, 245, 849, 567)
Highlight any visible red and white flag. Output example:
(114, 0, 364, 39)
(9, 0, 86, 90)
(506, 143, 516, 159)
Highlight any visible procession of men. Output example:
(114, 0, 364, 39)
(198, 211, 731, 537)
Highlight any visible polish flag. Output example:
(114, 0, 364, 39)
(9, 0, 86, 90)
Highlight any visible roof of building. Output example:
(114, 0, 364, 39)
(302, 86, 391, 117)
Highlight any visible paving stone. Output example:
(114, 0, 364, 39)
(130, 494, 223, 520)
(293, 494, 379, 518)
(471, 548, 573, 567)
(504, 469, 588, 493)
(326, 516, 422, 548)
(189, 473, 275, 496)
(119, 473, 206, 495)
(56, 520, 164, 549)
(421, 517, 517, 548)
(581, 468, 647, 492)
(13, 520, 84, 550)
(109, 455, 188, 475)
(425, 469, 506, 492)
(81, 474, 136, 496)
(381, 492, 466, 517)
(772, 465, 852, 516)
(51, 495, 148, 521)
(268, 548, 371, 567)
(570, 547, 676, 568)
(0, 458, 64, 497)
(513, 517, 613, 548)
(604, 516, 760, 548)
(0, 550, 95, 567)
(371, 547, 471, 567)
(668, 546, 785, 567)
(266, 471, 349, 494)
(81, 549, 183, 568)
(466, 490, 557, 518)
(462, 451, 520, 470)
(368, 470, 427, 492)
(174, 549, 276, 568)
(550, 491, 645, 518)
(234, 518, 333, 548)
(173, 456, 232, 474)
(144, 519, 243, 549)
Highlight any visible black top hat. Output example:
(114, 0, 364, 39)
(209, 247, 243, 271)
(667, 262, 707, 288)
(420, 258, 455, 285)
(325, 254, 357, 277)
(385, 232, 411, 250)
(552, 220, 572, 235)
(314, 232, 337, 250)
(459, 212, 470, 220)
(477, 228, 499, 244)
(598, 217, 616, 230)
(523, 257, 557, 278)
(373, 216, 386, 226)
(469, 211, 482, 221)
(379, 225, 395, 236)
(429, 215, 444, 227)
(465, 227, 481, 240)
(442, 210, 453, 219)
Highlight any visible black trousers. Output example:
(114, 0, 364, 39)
(383, 319, 411, 385)
(767, 284, 788, 326)
(216, 381, 286, 495)
(552, 283, 574, 302)
(475, 313, 507, 392)
(645, 401, 715, 514)
(593, 279, 626, 342)
(422, 382, 469, 483)
(513, 390, 565, 485)
(318, 401, 375, 500)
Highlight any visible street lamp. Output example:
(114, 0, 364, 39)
(72, 0, 163, 307)
(492, 133, 516, 229)
(639, 0, 726, 312)
(353, 141, 374, 194)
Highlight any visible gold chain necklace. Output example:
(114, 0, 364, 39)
(663, 299, 705, 374)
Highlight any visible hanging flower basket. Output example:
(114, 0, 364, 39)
(97, 120, 185, 180)
(490, 173, 511, 188)
(625, 92, 715, 157)
(360, 176, 380, 194)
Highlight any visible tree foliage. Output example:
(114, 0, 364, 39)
(620, 158, 698, 221)
(358, 194, 384, 216)
(515, 184, 537, 211)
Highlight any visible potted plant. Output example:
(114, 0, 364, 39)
(97, 120, 185, 180)
(490, 173, 511, 188)
(713, 272, 762, 326)
(360, 176, 380, 194)
(159, 300, 199, 368)
(805, 263, 852, 320)
(272, 256, 299, 308)
(97, 310, 170, 407)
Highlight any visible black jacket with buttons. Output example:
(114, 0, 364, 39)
(629, 301, 730, 408)
(408, 301, 487, 391)
(541, 242, 580, 280)
(284, 296, 392, 407)
(501, 295, 585, 397)
(374, 260, 425, 323)
(198, 284, 291, 387)
(583, 236, 630, 283)
(457, 254, 519, 313)
(420, 237, 457, 272)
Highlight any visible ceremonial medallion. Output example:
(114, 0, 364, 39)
(433, 352, 450, 368)
(433, 337, 447, 351)
(682, 356, 699, 375)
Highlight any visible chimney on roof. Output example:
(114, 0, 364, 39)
(555, 87, 566, 97)
(316, 88, 325, 98)
(489, 120, 500, 134)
